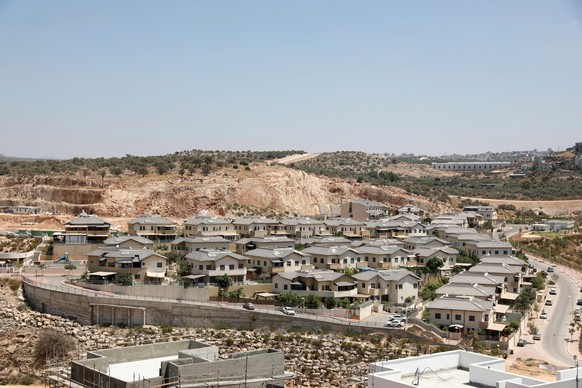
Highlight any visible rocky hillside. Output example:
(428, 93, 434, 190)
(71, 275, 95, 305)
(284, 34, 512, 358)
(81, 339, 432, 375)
(0, 163, 451, 225)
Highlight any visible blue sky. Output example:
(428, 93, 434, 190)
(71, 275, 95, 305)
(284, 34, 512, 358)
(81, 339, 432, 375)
(1, 1, 581, 159)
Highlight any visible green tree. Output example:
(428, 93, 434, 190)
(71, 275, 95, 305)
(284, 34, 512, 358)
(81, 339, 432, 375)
(530, 272, 545, 290)
(514, 288, 535, 316)
(278, 291, 302, 307)
(304, 294, 322, 309)
(324, 297, 337, 309)
(118, 273, 133, 286)
(216, 274, 232, 296)
(426, 257, 444, 274)
(419, 281, 444, 301)
(226, 288, 245, 300)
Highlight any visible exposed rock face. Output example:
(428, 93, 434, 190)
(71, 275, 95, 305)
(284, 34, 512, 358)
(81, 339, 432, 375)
(0, 164, 450, 220)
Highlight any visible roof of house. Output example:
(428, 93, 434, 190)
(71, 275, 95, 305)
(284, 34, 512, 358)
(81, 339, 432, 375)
(236, 236, 295, 244)
(302, 246, 359, 256)
(356, 246, 412, 256)
(103, 236, 154, 246)
(185, 250, 247, 262)
(449, 272, 503, 286)
(323, 218, 365, 227)
(402, 236, 450, 246)
(346, 199, 389, 208)
(352, 268, 420, 282)
(128, 214, 176, 225)
(276, 270, 346, 282)
(474, 240, 513, 249)
(386, 213, 421, 222)
(183, 216, 232, 226)
(479, 255, 526, 266)
(436, 283, 492, 298)
(66, 212, 110, 226)
(413, 247, 459, 258)
(301, 236, 352, 245)
(171, 236, 231, 245)
(468, 263, 521, 275)
(279, 217, 324, 226)
(232, 216, 278, 225)
(244, 247, 310, 259)
(351, 238, 404, 248)
(88, 247, 164, 262)
(428, 296, 493, 312)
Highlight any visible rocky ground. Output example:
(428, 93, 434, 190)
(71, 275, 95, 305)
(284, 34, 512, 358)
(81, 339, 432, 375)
(0, 277, 444, 387)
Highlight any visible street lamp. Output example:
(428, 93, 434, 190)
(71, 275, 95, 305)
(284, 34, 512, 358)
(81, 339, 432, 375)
(574, 355, 579, 387)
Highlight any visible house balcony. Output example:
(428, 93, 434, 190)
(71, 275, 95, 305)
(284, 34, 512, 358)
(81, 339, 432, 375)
(199, 269, 247, 277)
(287, 288, 358, 299)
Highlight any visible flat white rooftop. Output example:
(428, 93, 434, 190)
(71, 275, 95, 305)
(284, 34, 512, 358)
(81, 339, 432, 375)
(401, 367, 472, 387)
(108, 355, 177, 381)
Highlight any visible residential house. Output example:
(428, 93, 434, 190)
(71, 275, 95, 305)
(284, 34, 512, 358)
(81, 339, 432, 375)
(397, 204, 425, 217)
(464, 239, 514, 259)
(63, 211, 111, 245)
(322, 218, 365, 239)
(272, 217, 325, 238)
(402, 236, 450, 250)
(244, 247, 312, 278)
(302, 245, 361, 271)
(427, 295, 494, 335)
(233, 236, 295, 254)
(351, 238, 405, 249)
(462, 205, 498, 222)
(300, 236, 352, 248)
(170, 236, 231, 255)
(340, 200, 389, 221)
(232, 216, 278, 238)
(435, 283, 492, 301)
(468, 262, 524, 294)
(87, 247, 167, 284)
(185, 250, 247, 285)
(272, 270, 358, 299)
(353, 268, 420, 303)
(127, 214, 177, 243)
(447, 272, 504, 296)
(411, 246, 458, 273)
(364, 220, 426, 239)
(183, 216, 238, 240)
(103, 235, 155, 250)
(355, 245, 415, 269)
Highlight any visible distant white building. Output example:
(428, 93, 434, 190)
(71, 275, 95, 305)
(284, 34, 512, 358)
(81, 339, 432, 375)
(432, 161, 511, 171)
(368, 349, 581, 388)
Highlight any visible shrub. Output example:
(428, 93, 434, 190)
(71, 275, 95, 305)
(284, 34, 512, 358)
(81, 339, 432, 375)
(33, 330, 76, 367)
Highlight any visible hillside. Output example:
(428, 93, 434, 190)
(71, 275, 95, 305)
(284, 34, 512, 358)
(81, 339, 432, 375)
(0, 163, 451, 231)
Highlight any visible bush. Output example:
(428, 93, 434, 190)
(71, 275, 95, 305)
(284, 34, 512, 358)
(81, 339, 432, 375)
(33, 330, 76, 367)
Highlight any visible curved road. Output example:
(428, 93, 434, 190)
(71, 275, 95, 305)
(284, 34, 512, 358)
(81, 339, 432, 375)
(529, 255, 579, 368)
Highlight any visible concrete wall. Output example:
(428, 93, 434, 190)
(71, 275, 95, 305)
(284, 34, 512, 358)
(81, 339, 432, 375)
(53, 243, 103, 260)
(81, 283, 210, 302)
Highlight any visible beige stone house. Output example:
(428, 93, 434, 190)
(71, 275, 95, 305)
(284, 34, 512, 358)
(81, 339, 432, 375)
(127, 214, 177, 243)
(183, 216, 238, 240)
(352, 268, 420, 303)
(87, 247, 167, 284)
(185, 250, 247, 285)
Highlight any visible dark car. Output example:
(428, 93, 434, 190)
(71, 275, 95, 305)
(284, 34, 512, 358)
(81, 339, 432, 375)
(577, 299, 582, 306)
(517, 338, 527, 347)
(243, 302, 255, 310)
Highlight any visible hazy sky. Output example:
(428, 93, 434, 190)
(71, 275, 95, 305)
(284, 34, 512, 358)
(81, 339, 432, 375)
(1, 1, 581, 159)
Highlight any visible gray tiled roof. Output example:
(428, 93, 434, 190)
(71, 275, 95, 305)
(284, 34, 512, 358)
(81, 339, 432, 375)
(356, 246, 412, 256)
(428, 296, 493, 312)
(184, 216, 232, 226)
(302, 246, 358, 256)
(436, 283, 492, 298)
(88, 247, 164, 261)
(185, 250, 247, 262)
(103, 236, 154, 246)
(245, 247, 310, 259)
(128, 214, 176, 225)
(171, 236, 231, 244)
(232, 216, 278, 225)
(279, 217, 324, 226)
(323, 218, 365, 227)
(66, 214, 110, 226)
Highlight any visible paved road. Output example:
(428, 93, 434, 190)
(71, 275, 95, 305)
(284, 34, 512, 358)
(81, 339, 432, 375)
(529, 255, 579, 368)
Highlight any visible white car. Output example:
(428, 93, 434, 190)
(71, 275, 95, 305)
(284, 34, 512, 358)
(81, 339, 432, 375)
(281, 307, 296, 316)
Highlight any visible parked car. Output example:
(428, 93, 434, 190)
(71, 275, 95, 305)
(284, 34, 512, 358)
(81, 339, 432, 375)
(533, 333, 542, 340)
(549, 288, 557, 295)
(547, 266, 555, 272)
(545, 299, 553, 306)
(577, 299, 582, 306)
(517, 338, 527, 347)
(575, 313, 581, 322)
(385, 320, 404, 328)
(243, 302, 255, 310)
(389, 314, 404, 321)
(281, 307, 296, 316)
(540, 311, 548, 319)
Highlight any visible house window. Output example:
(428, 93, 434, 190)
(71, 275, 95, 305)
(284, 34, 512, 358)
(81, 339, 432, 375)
(229, 264, 234, 270)
(320, 258, 324, 264)
(302, 260, 306, 265)
(220, 265, 225, 270)
(295, 260, 299, 266)
(199, 265, 203, 270)
(274, 283, 278, 289)
(238, 263, 244, 269)
(469, 315, 475, 322)
(455, 314, 461, 320)
(283, 284, 288, 290)
(446, 314, 450, 319)
(398, 284, 403, 289)
(362, 283, 365, 288)
(435, 313, 441, 319)
(287, 261, 292, 266)
(157, 262, 163, 268)
(107, 262, 114, 267)
(413, 283, 418, 289)
(206, 265, 212, 270)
